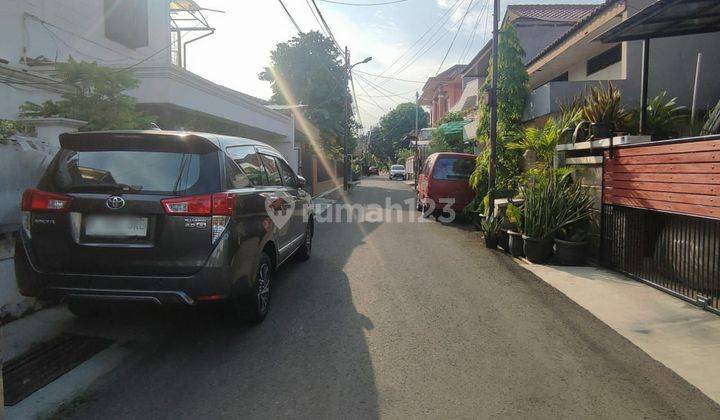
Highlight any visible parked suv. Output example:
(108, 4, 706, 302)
(15, 131, 314, 323)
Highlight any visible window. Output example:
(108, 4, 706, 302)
(260, 154, 283, 186)
(586, 45, 621, 76)
(550, 72, 569, 82)
(225, 157, 251, 189)
(44, 148, 220, 195)
(276, 158, 298, 188)
(432, 157, 474, 180)
(227, 146, 267, 185)
(104, 0, 149, 49)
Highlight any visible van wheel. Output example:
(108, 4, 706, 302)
(67, 301, 100, 318)
(241, 252, 272, 323)
(296, 220, 313, 261)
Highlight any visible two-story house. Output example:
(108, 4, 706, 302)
(429, 4, 599, 141)
(0, 0, 298, 168)
(524, 0, 720, 123)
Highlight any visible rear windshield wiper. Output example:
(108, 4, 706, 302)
(65, 183, 143, 192)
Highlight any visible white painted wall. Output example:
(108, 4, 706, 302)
(0, 0, 171, 67)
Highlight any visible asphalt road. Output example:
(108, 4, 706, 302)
(68, 177, 720, 419)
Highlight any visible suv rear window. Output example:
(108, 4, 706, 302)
(41, 147, 220, 195)
(432, 157, 474, 180)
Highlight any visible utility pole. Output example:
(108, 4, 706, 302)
(343, 46, 350, 191)
(487, 0, 499, 217)
(414, 91, 420, 190)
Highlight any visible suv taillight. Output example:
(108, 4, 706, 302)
(161, 193, 235, 243)
(21, 188, 73, 212)
(160, 193, 235, 216)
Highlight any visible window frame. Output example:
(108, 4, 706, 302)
(226, 146, 269, 186)
(258, 153, 283, 187)
(275, 156, 299, 188)
(586, 45, 622, 77)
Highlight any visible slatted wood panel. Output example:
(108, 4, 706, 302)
(603, 139, 720, 220)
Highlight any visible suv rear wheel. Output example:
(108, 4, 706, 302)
(241, 252, 272, 323)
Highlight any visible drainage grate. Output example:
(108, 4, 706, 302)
(2, 333, 114, 406)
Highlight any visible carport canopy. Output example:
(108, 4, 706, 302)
(598, 0, 720, 43)
(597, 0, 720, 135)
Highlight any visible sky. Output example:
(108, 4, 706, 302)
(185, 0, 602, 129)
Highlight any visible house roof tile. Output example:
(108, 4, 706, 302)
(507, 3, 599, 23)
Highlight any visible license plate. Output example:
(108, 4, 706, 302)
(85, 215, 148, 237)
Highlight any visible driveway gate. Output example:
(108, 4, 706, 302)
(600, 136, 720, 315)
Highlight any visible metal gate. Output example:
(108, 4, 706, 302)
(601, 136, 720, 314)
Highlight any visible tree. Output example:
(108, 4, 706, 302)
(369, 102, 428, 161)
(470, 24, 529, 207)
(429, 111, 467, 153)
(260, 31, 354, 156)
(19, 58, 155, 131)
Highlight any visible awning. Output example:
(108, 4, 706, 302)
(598, 0, 720, 43)
(439, 120, 470, 135)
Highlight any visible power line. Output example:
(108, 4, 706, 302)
(381, 0, 470, 83)
(310, 0, 343, 52)
(354, 70, 424, 83)
(306, 0, 331, 38)
(349, 73, 364, 128)
(435, 0, 476, 75)
(458, 0, 489, 63)
(372, 0, 462, 81)
(278, 0, 304, 34)
(318, 0, 409, 5)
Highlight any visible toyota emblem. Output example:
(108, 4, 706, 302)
(106, 196, 125, 210)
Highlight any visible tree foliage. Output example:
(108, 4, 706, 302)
(260, 31, 354, 155)
(470, 24, 529, 203)
(19, 58, 155, 131)
(368, 102, 428, 161)
(429, 111, 468, 153)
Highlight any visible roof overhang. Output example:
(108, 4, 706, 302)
(597, 0, 720, 43)
(527, 1, 626, 89)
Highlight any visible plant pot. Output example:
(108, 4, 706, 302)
(522, 235, 554, 264)
(591, 122, 611, 139)
(554, 239, 588, 266)
(507, 230, 524, 258)
(484, 233, 499, 249)
(498, 229, 510, 252)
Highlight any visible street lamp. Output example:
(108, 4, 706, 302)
(344, 52, 372, 191)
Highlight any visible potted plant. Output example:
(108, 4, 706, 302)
(481, 214, 503, 249)
(578, 82, 630, 141)
(520, 171, 594, 263)
(555, 221, 590, 265)
(519, 174, 555, 263)
(505, 202, 524, 258)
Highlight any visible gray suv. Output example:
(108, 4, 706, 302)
(15, 131, 314, 323)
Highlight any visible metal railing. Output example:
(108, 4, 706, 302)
(601, 204, 720, 314)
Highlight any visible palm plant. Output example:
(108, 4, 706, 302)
(629, 92, 687, 139)
(520, 171, 595, 239)
(508, 109, 579, 169)
(702, 99, 720, 135)
(581, 82, 630, 139)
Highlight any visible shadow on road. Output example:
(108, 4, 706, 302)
(67, 188, 383, 419)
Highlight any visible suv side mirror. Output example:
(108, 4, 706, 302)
(297, 175, 306, 188)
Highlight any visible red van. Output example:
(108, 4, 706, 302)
(417, 152, 476, 214)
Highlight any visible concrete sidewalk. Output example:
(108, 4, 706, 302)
(519, 263, 720, 404)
